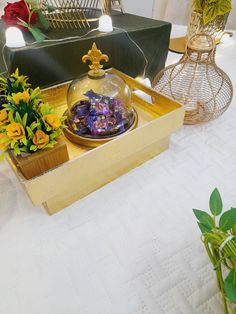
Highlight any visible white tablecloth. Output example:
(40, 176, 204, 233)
(0, 26, 235, 314)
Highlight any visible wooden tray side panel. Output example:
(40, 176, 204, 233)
(43, 137, 170, 214)
(23, 106, 184, 206)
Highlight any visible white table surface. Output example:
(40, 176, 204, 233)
(0, 25, 236, 314)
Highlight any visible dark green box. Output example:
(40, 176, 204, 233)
(0, 13, 171, 88)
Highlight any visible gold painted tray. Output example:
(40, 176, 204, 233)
(7, 68, 185, 215)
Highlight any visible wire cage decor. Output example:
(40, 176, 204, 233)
(187, 10, 230, 44)
(37, 0, 124, 29)
(153, 34, 233, 124)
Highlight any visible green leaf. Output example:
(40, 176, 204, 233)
(26, 0, 37, 6)
(10, 140, 16, 149)
(13, 145, 20, 156)
(17, 18, 29, 28)
(0, 136, 10, 144)
(224, 269, 236, 303)
(209, 188, 222, 216)
(197, 222, 212, 234)
(193, 209, 215, 229)
(193, 0, 203, 11)
(47, 4, 57, 12)
(30, 87, 41, 100)
(26, 126, 34, 138)
(219, 208, 236, 232)
(8, 111, 14, 123)
(49, 131, 59, 140)
(44, 140, 57, 149)
(30, 144, 37, 151)
(21, 137, 27, 146)
(30, 121, 40, 131)
(28, 27, 46, 43)
(218, 0, 232, 16)
(15, 112, 23, 124)
(232, 223, 236, 235)
(203, 3, 219, 24)
(22, 113, 28, 127)
(38, 12, 50, 30)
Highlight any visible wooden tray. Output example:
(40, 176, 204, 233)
(7, 68, 185, 215)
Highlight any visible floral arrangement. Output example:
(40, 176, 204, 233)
(0, 69, 64, 159)
(1, 0, 54, 42)
(193, 188, 236, 314)
(193, 0, 232, 24)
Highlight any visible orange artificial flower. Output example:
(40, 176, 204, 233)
(0, 133, 9, 150)
(0, 109, 9, 125)
(32, 130, 49, 149)
(6, 122, 25, 140)
(12, 91, 30, 105)
(44, 114, 61, 129)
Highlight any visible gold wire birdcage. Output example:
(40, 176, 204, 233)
(37, 0, 124, 29)
(153, 34, 233, 125)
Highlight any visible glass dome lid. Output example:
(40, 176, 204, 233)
(66, 42, 136, 146)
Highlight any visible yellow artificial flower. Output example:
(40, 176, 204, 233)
(12, 91, 30, 105)
(6, 122, 25, 140)
(44, 114, 61, 129)
(33, 130, 49, 149)
(0, 133, 9, 150)
(0, 109, 9, 125)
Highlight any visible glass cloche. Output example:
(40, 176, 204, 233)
(65, 43, 136, 146)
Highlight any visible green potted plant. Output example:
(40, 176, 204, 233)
(187, 0, 233, 43)
(193, 188, 236, 314)
(0, 69, 69, 179)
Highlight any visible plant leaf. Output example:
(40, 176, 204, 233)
(193, 209, 215, 229)
(13, 145, 20, 156)
(47, 4, 57, 12)
(17, 18, 29, 27)
(15, 112, 23, 124)
(197, 222, 212, 234)
(26, 0, 37, 6)
(26, 126, 34, 138)
(8, 111, 14, 123)
(44, 140, 57, 148)
(224, 269, 236, 303)
(10, 140, 16, 149)
(0, 136, 10, 144)
(219, 208, 236, 232)
(203, 3, 219, 24)
(209, 188, 222, 216)
(28, 27, 46, 43)
(20, 137, 27, 146)
(22, 113, 28, 127)
(30, 121, 40, 131)
(193, 0, 203, 11)
(49, 131, 59, 140)
(30, 144, 37, 151)
(30, 87, 41, 100)
(218, 0, 232, 16)
(38, 12, 50, 30)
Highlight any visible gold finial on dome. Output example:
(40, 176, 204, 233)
(82, 43, 109, 78)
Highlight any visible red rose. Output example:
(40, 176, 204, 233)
(1, 0, 38, 31)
